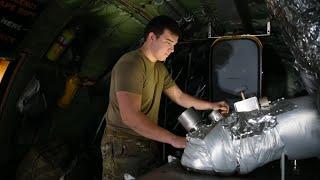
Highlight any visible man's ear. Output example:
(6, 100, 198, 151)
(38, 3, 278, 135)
(148, 32, 156, 41)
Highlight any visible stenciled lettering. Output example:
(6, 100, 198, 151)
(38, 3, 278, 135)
(0, 17, 23, 31)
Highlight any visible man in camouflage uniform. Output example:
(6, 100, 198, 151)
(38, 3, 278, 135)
(101, 15, 229, 179)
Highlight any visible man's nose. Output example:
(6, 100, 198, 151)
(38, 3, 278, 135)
(169, 46, 174, 53)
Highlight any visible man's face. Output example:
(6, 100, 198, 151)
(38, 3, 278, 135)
(150, 29, 179, 61)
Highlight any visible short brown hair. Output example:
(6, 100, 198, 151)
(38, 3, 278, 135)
(144, 15, 181, 40)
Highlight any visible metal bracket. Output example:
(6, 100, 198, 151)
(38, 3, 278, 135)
(208, 21, 271, 38)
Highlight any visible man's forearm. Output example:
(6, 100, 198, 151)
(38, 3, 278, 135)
(177, 93, 212, 110)
(121, 111, 177, 145)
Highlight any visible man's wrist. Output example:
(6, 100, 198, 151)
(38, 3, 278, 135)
(169, 134, 178, 146)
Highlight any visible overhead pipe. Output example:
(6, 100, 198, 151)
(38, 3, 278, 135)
(166, 0, 193, 22)
(117, 0, 153, 21)
(160, 1, 183, 24)
(155, 0, 193, 24)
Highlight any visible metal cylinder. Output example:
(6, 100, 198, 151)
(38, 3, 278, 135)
(178, 107, 201, 131)
(208, 110, 223, 122)
(182, 95, 320, 174)
(276, 95, 320, 160)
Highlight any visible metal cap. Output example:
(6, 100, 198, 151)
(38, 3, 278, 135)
(208, 110, 223, 122)
(178, 107, 201, 131)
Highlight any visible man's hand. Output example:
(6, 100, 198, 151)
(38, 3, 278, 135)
(212, 101, 229, 115)
(170, 135, 187, 148)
